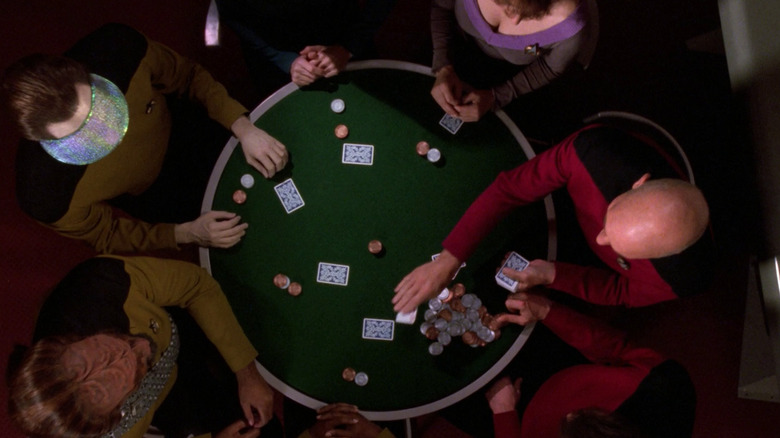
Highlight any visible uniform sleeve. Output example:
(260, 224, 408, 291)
(493, 411, 523, 438)
(141, 37, 248, 130)
(442, 134, 578, 261)
(50, 203, 178, 254)
(542, 303, 663, 368)
(492, 33, 585, 107)
(122, 257, 258, 372)
(550, 261, 678, 308)
(431, 0, 457, 72)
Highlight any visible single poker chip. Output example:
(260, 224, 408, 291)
(288, 282, 302, 296)
(367, 239, 383, 254)
(354, 371, 369, 386)
(342, 367, 357, 382)
(437, 331, 452, 346)
(462, 331, 479, 346)
(273, 274, 290, 289)
(416, 141, 430, 156)
(428, 342, 444, 356)
(451, 283, 466, 298)
(334, 124, 349, 139)
(425, 326, 440, 340)
(240, 173, 255, 189)
(426, 148, 441, 163)
(232, 189, 247, 204)
(331, 98, 346, 113)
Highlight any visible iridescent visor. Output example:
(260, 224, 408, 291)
(40, 74, 129, 165)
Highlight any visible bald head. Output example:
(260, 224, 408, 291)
(595, 178, 709, 259)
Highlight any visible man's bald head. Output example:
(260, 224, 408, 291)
(595, 177, 709, 259)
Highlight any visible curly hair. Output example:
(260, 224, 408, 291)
(1, 54, 90, 141)
(8, 335, 123, 438)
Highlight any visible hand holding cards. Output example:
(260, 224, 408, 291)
(495, 251, 530, 292)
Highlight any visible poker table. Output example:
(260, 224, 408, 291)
(200, 61, 556, 420)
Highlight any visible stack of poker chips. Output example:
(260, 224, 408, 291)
(419, 285, 504, 355)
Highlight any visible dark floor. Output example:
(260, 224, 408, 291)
(1, 1, 778, 437)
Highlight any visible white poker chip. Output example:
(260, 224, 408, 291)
(240, 174, 255, 189)
(330, 98, 345, 113)
(354, 371, 369, 386)
(427, 148, 441, 163)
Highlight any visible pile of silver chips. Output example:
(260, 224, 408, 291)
(419, 287, 502, 355)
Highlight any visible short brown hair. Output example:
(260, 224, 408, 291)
(1, 54, 90, 140)
(494, 0, 557, 20)
(8, 335, 122, 438)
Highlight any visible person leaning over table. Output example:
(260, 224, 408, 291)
(484, 291, 696, 438)
(215, 0, 397, 91)
(7, 256, 281, 438)
(430, 0, 597, 122)
(1, 23, 288, 254)
(393, 124, 714, 313)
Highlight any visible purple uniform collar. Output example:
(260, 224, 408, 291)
(464, 0, 588, 50)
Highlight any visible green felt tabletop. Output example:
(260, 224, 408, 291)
(201, 61, 554, 420)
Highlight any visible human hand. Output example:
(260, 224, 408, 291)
(290, 54, 324, 86)
(393, 250, 462, 313)
(235, 361, 274, 428)
(302, 45, 350, 78)
(454, 89, 494, 122)
(500, 258, 556, 292)
(495, 291, 552, 326)
(485, 376, 522, 414)
(175, 211, 248, 248)
(430, 65, 465, 116)
(232, 117, 288, 178)
(309, 403, 382, 438)
(215, 419, 261, 438)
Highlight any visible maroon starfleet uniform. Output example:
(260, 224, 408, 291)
(443, 125, 714, 307)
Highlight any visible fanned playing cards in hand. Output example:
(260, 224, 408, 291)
(495, 251, 530, 292)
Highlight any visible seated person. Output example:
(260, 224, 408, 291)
(1, 23, 288, 254)
(216, 0, 397, 90)
(297, 403, 396, 438)
(430, 0, 598, 121)
(7, 256, 279, 438)
(484, 291, 696, 438)
(394, 124, 714, 312)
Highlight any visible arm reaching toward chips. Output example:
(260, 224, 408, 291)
(393, 249, 462, 313)
(232, 116, 289, 178)
(175, 211, 248, 248)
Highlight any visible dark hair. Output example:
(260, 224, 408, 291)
(1, 54, 90, 140)
(494, 0, 559, 20)
(560, 408, 647, 438)
(8, 335, 122, 438)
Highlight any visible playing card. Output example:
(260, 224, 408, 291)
(316, 262, 350, 286)
(395, 309, 417, 325)
(431, 253, 467, 279)
(439, 113, 464, 134)
(363, 318, 394, 340)
(495, 251, 530, 292)
(342, 143, 374, 165)
(273, 178, 305, 213)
